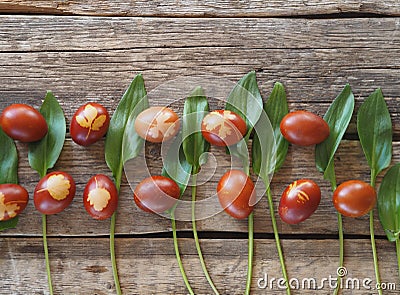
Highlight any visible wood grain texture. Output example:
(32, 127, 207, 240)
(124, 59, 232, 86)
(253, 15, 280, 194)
(1, 17, 400, 51)
(0, 17, 399, 135)
(1, 237, 398, 294)
(0, 0, 399, 16)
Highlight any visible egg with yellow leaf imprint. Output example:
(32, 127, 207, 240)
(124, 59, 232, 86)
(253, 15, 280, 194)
(134, 106, 180, 143)
(70, 102, 110, 146)
(34, 171, 76, 215)
(83, 174, 118, 220)
(201, 110, 247, 147)
(0, 184, 29, 221)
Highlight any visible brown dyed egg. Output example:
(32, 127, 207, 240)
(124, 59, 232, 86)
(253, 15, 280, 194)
(201, 110, 247, 147)
(34, 171, 76, 215)
(133, 176, 180, 213)
(333, 180, 377, 218)
(70, 102, 110, 146)
(280, 110, 329, 146)
(83, 174, 118, 220)
(279, 179, 321, 224)
(0, 184, 29, 221)
(0, 104, 48, 142)
(134, 107, 180, 143)
(217, 170, 256, 219)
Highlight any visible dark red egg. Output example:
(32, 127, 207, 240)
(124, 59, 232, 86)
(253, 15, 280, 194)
(333, 180, 376, 218)
(217, 170, 256, 219)
(83, 174, 118, 220)
(201, 110, 247, 146)
(70, 103, 110, 146)
(34, 171, 76, 215)
(0, 104, 48, 142)
(279, 179, 321, 224)
(134, 176, 180, 213)
(0, 184, 29, 221)
(280, 110, 329, 146)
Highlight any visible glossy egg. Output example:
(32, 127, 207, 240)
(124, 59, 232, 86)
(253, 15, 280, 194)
(279, 179, 321, 224)
(34, 171, 76, 215)
(201, 110, 247, 146)
(83, 174, 118, 220)
(0, 104, 48, 142)
(133, 176, 180, 213)
(333, 180, 377, 217)
(134, 107, 180, 143)
(217, 170, 256, 219)
(70, 102, 110, 146)
(280, 110, 329, 146)
(0, 184, 29, 221)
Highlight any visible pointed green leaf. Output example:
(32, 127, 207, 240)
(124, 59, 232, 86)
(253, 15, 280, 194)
(315, 84, 354, 184)
(357, 88, 392, 183)
(225, 71, 263, 171)
(182, 86, 210, 170)
(105, 74, 148, 179)
(122, 96, 149, 165)
(0, 216, 19, 231)
(226, 71, 263, 137)
(0, 127, 18, 184)
(253, 82, 288, 180)
(378, 163, 400, 242)
(28, 91, 66, 178)
(162, 133, 192, 196)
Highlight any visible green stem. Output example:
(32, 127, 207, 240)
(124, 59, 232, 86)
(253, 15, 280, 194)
(333, 212, 344, 295)
(110, 212, 121, 295)
(244, 163, 254, 295)
(191, 171, 219, 294)
(396, 239, 400, 282)
(171, 211, 194, 295)
(42, 214, 53, 295)
(110, 168, 122, 295)
(369, 175, 382, 295)
(245, 212, 254, 295)
(266, 187, 291, 295)
(370, 210, 382, 295)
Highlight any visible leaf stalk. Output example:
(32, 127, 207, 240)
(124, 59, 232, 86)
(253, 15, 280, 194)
(171, 211, 194, 295)
(191, 170, 219, 294)
(42, 214, 53, 295)
(266, 186, 291, 294)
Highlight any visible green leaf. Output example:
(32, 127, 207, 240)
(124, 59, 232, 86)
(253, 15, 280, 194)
(357, 88, 392, 183)
(105, 74, 148, 180)
(378, 163, 400, 242)
(28, 91, 66, 178)
(253, 82, 289, 180)
(225, 71, 263, 171)
(0, 216, 19, 231)
(162, 133, 192, 196)
(0, 127, 18, 184)
(122, 96, 149, 165)
(315, 84, 354, 184)
(226, 71, 263, 137)
(182, 86, 210, 170)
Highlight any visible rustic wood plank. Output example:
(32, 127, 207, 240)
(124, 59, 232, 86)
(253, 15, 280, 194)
(1, 17, 400, 52)
(0, 48, 399, 134)
(1, 237, 398, 294)
(0, 0, 399, 16)
(1, 139, 397, 236)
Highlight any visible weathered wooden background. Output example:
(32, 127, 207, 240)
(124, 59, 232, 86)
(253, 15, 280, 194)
(0, 1, 399, 294)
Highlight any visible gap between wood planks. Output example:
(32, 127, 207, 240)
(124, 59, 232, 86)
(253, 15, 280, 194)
(0, 9, 397, 19)
(0, 231, 389, 240)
